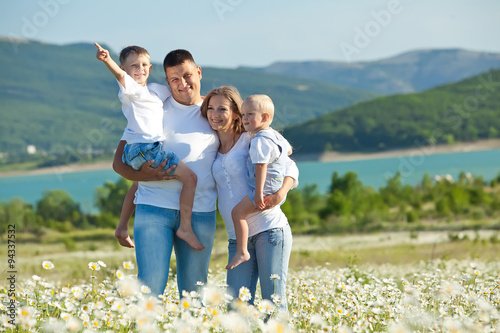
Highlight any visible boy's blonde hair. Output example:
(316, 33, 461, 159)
(119, 45, 150, 65)
(243, 94, 275, 120)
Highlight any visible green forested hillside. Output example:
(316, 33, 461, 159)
(0, 38, 375, 160)
(284, 69, 500, 154)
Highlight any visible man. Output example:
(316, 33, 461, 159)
(113, 50, 219, 297)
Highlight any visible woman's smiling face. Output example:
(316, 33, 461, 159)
(206, 95, 238, 133)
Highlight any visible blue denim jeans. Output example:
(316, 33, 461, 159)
(226, 224, 292, 312)
(133, 204, 216, 297)
(122, 141, 179, 174)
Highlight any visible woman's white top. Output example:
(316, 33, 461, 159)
(212, 132, 299, 239)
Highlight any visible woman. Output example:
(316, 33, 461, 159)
(200, 86, 298, 311)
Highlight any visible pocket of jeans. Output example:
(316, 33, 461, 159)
(128, 154, 147, 170)
(267, 228, 283, 246)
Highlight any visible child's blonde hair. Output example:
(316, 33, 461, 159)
(243, 94, 275, 120)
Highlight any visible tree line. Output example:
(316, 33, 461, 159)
(282, 170, 500, 233)
(2, 170, 500, 238)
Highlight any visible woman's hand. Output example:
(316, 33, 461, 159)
(262, 188, 287, 209)
(261, 176, 295, 210)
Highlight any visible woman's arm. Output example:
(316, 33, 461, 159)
(113, 140, 175, 181)
(263, 176, 295, 209)
(262, 157, 299, 209)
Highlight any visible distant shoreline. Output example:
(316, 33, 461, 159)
(0, 161, 114, 178)
(293, 139, 500, 163)
(1, 139, 500, 178)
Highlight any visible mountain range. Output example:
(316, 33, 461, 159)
(0, 37, 499, 163)
(0, 38, 374, 156)
(249, 49, 500, 95)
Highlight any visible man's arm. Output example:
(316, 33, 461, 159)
(113, 140, 174, 181)
(95, 42, 126, 87)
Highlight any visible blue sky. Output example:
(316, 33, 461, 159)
(1, 0, 499, 68)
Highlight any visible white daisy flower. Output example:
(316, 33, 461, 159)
(123, 261, 135, 270)
(42, 261, 54, 270)
(238, 286, 252, 302)
(88, 262, 100, 271)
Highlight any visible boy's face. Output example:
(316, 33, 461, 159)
(120, 53, 152, 86)
(165, 61, 202, 106)
(241, 101, 268, 134)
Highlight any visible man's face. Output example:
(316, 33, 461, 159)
(165, 61, 202, 105)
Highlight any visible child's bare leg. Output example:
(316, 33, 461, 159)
(226, 196, 255, 270)
(115, 181, 137, 248)
(173, 161, 204, 250)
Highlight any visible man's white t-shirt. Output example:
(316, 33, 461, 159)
(133, 96, 219, 212)
(118, 71, 171, 144)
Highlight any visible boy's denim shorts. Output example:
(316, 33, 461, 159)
(122, 141, 179, 175)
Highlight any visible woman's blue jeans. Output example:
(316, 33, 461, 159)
(133, 204, 216, 297)
(226, 224, 292, 312)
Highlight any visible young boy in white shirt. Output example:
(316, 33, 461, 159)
(226, 94, 292, 269)
(94, 43, 203, 251)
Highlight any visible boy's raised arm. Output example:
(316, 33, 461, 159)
(94, 42, 126, 87)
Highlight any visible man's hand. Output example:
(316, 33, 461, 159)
(95, 42, 110, 62)
(138, 159, 178, 181)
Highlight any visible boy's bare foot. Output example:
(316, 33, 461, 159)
(176, 227, 204, 250)
(226, 252, 251, 270)
(115, 228, 135, 248)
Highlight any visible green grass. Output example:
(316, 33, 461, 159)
(2, 228, 499, 283)
(289, 240, 500, 270)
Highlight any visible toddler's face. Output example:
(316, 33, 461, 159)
(241, 101, 267, 134)
(120, 53, 152, 86)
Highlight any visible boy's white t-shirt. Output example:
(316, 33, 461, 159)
(118, 71, 172, 144)
(133, 96, 219, 212)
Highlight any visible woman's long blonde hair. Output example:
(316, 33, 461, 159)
(200, 86, 245, 135)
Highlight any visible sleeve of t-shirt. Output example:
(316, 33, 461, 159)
(285, 156, 299, 188)
(148, 83, 172, 102)
(117, 71, 141, 98)
(274, 130, 292, 155)
(249, 136, 276, 164)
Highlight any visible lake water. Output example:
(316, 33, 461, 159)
(1, 149, 499, 213)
